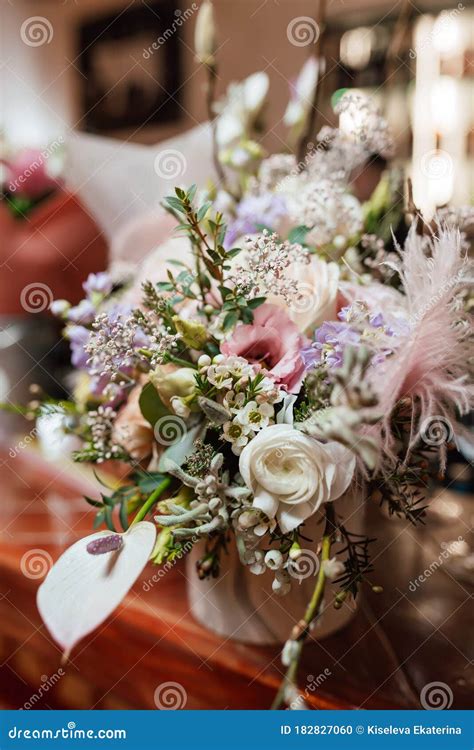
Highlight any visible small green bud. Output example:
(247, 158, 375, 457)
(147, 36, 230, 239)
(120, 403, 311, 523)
(289, 542, 302, 561)
(173, 316, 208, 350)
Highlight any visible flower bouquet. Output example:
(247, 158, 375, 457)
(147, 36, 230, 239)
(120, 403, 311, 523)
(32, 4, 473, 709)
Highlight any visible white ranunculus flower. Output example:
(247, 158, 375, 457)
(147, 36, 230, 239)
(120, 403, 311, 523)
(239, 424, 355, 534)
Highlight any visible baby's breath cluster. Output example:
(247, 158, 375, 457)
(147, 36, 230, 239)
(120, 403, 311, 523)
(228, 230, 309, 304)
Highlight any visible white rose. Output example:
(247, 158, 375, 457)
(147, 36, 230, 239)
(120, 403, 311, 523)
(239, 424, 355, 534)
(279, 255, 339, 335)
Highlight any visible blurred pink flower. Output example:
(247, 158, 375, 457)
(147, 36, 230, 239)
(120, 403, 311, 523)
(221, 304, 308, 393)
(3, 148, 58, 198)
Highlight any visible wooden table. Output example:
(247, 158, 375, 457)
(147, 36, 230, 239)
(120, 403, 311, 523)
(0, 445, 472, 710)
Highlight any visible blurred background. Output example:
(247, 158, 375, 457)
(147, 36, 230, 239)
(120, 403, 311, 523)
(0, 0, 472, 711)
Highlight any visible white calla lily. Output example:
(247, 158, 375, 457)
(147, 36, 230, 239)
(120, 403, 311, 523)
(37, 522, 156, 658)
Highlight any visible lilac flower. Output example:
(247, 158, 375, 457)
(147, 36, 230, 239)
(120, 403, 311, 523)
(50, 299, 70, 318)
(225, 193, 287, 247)
(67, 325, 90, 369)
(67, 299, 96, 325)
(83, 272, 113, 298)
(304, 322, 361, 369)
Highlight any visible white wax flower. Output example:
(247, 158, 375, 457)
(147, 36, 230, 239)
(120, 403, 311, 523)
(322, 557, 346, 580)
(239, 424, 355, 534)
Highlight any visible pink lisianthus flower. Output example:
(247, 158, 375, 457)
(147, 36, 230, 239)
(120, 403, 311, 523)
(221, 304, 308, 393)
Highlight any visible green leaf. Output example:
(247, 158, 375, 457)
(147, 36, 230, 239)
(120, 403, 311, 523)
(223, 311, 239, 331)
(165, 196, 186, 213)
(134, 470, 168, 494)
(138, 382, 169, 427)
(187, 184, 197, 202)
(197, 202, 211, 221)
(93, 510, 105, 529)
(226, 247, 242, 259)
(84, 495, 103, 509)
(240, 308, 254, 324)
(247, 296, 266, 309)
(104, 506, 116, 531)
(288, 225, 309, 245)
(119, 499, 130, 531)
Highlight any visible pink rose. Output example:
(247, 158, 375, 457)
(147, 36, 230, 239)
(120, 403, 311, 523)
(221, 304, 308, 393)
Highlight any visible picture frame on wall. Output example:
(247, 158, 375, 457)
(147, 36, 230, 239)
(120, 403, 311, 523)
(77, 1, 183, 133)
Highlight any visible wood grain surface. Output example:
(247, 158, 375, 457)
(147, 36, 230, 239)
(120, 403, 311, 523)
(0, 445, 472, 710)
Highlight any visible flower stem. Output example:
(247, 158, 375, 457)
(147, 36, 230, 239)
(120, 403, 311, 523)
(271, 505, 335, 710)
(167, 355, 197, 369)
(205, 63, 227, 188)
(131, 477, 171, 526)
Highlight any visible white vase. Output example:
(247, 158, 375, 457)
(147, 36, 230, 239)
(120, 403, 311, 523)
(186, 491, 364, 645)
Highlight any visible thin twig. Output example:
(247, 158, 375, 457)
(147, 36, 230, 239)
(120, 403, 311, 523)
(297, 0, 327, 169)
(271, 505, 336, 709)
(205, 64, 227, 187)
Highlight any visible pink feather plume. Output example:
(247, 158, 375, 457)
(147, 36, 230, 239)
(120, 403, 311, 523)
(374, 223, 473, 459)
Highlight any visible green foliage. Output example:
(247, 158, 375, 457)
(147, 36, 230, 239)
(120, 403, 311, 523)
(138, 382, 169, 427)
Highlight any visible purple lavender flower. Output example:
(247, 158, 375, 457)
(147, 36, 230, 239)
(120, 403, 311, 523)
(83, 272, 113, 297)
(225, 193, 287, 248)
